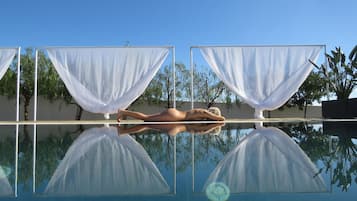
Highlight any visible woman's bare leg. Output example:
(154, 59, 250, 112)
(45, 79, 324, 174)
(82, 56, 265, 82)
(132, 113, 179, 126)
(117, 110, 149, 121)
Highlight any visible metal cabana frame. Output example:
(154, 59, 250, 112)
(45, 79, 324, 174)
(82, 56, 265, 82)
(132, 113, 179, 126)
(33, 45, 176, 121)
(189, 44, 327, 192)
(32, 45, 176, 194)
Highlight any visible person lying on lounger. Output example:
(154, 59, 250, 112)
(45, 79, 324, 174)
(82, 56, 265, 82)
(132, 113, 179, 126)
(117, 107, 225, 122)
(117, 123, 224, 136)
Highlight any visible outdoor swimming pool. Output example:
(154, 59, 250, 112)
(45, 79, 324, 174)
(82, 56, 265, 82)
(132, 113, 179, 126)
(0, 121, 356, 201)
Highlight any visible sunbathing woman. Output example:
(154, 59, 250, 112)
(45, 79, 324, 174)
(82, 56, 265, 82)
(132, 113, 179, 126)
(117, 107, 225, 122)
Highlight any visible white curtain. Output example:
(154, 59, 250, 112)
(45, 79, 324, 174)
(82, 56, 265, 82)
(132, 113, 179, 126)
(199, 46, 323, 118)
(46, 47, 169, 114)
(204, 127, 326, 193)
(0, 166, 12, 196)
(45, 126, 170, 196)
(0, 49, 17, 80)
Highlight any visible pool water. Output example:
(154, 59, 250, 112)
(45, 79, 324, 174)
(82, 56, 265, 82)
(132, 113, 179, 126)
(0, 121, 356, 201)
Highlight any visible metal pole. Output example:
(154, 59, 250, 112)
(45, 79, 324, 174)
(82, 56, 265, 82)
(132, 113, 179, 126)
(34, 50, 38, 121)
(191, 44, 325, 48)
(33, 50, 38, 193)
(190, 48, 194, 109)
(33, 124, 37, 193)
(16, 47, 21, 122)
(40, 45, 174, 49)
(172, 47, 176, 108)
(174, 135, 177, 194)
(14, 124, 19, 197)
(192, 134, 195, 192)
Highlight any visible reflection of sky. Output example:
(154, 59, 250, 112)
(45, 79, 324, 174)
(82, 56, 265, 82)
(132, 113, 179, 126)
(352, 139, 357, 145)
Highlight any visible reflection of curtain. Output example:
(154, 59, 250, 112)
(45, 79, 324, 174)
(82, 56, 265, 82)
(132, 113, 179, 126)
(45, 126, 170, 196)
(0, 166, 12, 196)
(199, 46, 322, 118)
(47, 47, 169, 114)
(0, 49, 17, 80)
(204, 127, 326, 193)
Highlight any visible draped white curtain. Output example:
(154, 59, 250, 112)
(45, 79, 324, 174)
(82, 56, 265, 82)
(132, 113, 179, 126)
(0, 49, 17, 80)
(204, 127, 326, 193)
(199, 46, 323, 118)
(0, 166, 12, 196)
(45, 126, 170, 196)
(46, 47, 169, 114)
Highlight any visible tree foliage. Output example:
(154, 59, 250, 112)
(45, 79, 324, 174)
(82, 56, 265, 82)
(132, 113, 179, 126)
(133, 63, 191, 108)
(194, 70, 227, 108)
(20, 48, 36, 120)
(284, 71, 327, 117)
(310, 46, 357, 100)
(37, 52, 83, 120)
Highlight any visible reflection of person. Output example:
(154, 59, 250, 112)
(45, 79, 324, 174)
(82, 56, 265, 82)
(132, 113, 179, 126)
(117, 107, 225, 122)
(117, 123, 224, 136)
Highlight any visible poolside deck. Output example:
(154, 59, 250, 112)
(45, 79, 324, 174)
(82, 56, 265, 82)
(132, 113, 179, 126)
(0, 118, 356, 125)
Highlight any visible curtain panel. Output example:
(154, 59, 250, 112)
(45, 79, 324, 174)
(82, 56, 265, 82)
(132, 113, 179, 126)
(199, 46, 323, 118)
(0, 49, 17, 80)
(46, 47, 169, 114)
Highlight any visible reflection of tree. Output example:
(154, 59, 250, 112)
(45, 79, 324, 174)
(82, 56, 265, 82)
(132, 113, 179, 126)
(17, 125, 81, 191)
(274, 122, 357, 192)
(18, 126, 33, 191)
(326, 134, 357, 192)
(36, 130, 76, 187)
(277, 122, 330, 162)
(133, 132, 175, 169)
(193, 125, 241, 165)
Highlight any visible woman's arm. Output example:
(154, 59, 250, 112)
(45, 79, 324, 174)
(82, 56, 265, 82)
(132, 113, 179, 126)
(202, 110, 225, 121)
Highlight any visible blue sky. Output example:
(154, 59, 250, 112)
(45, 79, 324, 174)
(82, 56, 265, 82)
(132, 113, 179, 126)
(1, 0, 357, 96)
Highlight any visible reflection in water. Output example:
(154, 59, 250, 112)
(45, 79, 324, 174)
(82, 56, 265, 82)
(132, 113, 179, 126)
(205, 182, 230, 201)
(0, 165, 12, 196)
(204, 126, 327, 193)
(45, 126, 170, 196)
(118, 123, 224, 136)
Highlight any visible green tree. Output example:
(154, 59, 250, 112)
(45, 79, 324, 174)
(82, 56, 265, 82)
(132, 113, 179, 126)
(37, 52, 84, 120)
(195, 70, 226, 108)
(284, 71, 327, 117)
(20, 48, 36, 120)
(157, 63, 190, 108)
(349, 45, 357, 71)
(133, 63, 191, 108)
(310, 46, 357, 100)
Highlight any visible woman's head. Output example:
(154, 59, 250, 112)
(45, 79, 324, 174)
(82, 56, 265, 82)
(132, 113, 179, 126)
(208, 107, 221, 116)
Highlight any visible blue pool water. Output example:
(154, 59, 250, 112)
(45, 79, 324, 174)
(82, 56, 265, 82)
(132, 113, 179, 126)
(0, 121, 356, 201)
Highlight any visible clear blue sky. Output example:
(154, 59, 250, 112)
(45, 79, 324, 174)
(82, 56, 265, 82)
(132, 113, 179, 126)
(1, 0, 357, 96)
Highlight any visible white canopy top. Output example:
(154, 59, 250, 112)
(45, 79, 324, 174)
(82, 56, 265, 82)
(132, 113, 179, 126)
(204, 126, 326, 193)
(46, 47, 169, 114)
(0, 48, 17, 80)
(199, 46, 323, 118)
(45, 126, 170, 196)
